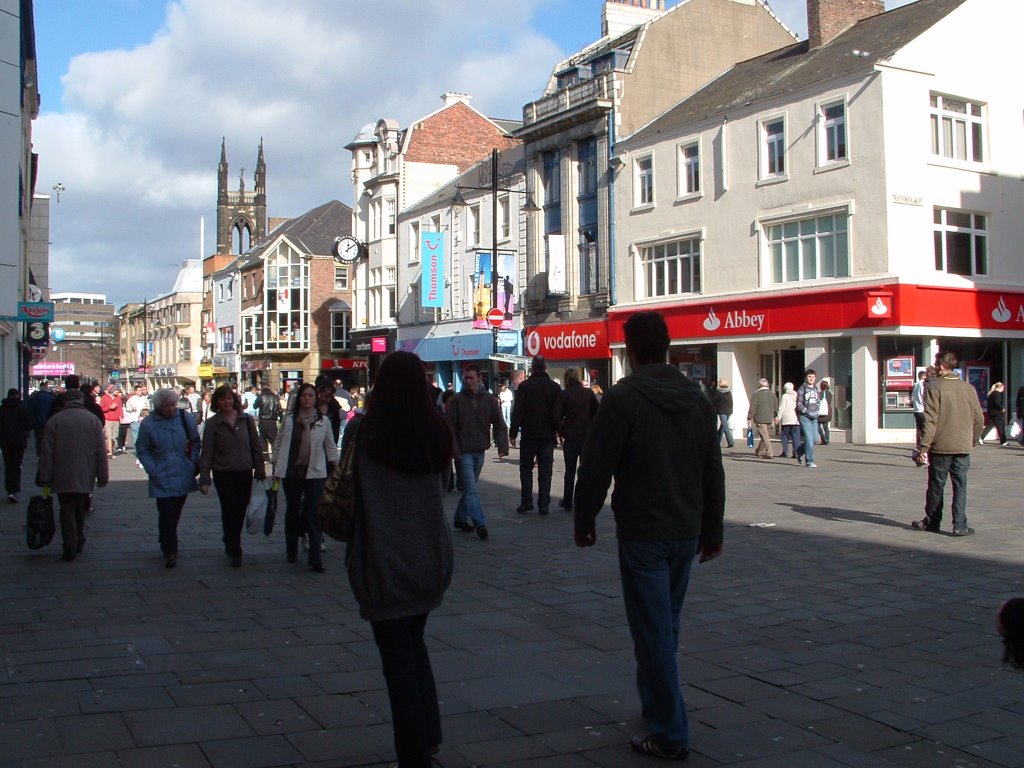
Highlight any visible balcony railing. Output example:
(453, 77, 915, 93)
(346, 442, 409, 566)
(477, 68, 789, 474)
(522, 73, 616, 128)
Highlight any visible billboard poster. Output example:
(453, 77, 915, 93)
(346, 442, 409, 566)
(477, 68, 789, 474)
(421, 232, 445, 309)
(547, 234, 566, 295)
(471, 250, 516, 330)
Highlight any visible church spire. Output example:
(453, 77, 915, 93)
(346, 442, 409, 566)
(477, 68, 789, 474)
(255, 137, 266, 201)
(217, 137, 228, 204)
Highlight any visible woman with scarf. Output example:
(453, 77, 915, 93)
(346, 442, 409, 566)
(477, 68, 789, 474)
(273, 382, 338, 572)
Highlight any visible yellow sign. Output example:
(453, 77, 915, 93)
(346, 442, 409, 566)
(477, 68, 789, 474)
(197, 363, 214, 378)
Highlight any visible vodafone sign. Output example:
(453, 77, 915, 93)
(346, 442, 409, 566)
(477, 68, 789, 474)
(525, 321, 609, 359)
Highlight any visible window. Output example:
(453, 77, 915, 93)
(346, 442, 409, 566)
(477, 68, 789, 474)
(468, 204, 480, 247)
(334, 266, 349, 290)
(499, 196, 510, 239)
(762, 118, 786, 178)
(220, 326, 234, 352)
(821, 102, 847, 163)
(639, 237, 702, 298)
(678, 142, 700, 196)
(429, 214, 441, 233)
(930, 94, 984, 163)
(767, 212, 849, 283)
(386, 198, 396, 235)
(180, 336, 191, 362)
(934, 208, 987, 276)
(410, 221, 420, 262)
(331, 311, 351, 350)
(263, 242, 309, 351)
(543, 150, 561, 235)
(578, 139, 599, 294)
(635, 155, 654, 206)
(225, 280, 233, 300)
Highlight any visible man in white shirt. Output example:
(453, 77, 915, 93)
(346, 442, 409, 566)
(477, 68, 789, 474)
(124, 385, 150, 454)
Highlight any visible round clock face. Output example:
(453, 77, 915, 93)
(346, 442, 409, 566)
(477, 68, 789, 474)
(28, 284, 42, 302)
(333, 236, 360, 264)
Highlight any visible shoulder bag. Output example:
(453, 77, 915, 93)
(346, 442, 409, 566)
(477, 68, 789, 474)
(319, 417, 362, 542)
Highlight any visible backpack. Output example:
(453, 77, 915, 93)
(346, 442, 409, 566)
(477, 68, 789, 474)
(257, 393, 279, 421)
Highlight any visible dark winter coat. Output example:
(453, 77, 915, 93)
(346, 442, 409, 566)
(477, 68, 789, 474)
(0, 397, 32, 449)
(509, 371, 562, 441)
(552, 382, 599, 442)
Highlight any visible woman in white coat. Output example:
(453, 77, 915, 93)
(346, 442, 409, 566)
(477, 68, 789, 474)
(273, 383, 339, 572)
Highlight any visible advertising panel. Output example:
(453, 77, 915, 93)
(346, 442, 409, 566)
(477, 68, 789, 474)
(421, 232, 445, 309)
(470, 250, 516, 330)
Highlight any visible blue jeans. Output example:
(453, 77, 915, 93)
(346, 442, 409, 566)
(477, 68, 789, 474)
(798, 415, 817, 464)
(780, 424, 801, 457)
(618, 537, 699, 750)
(924, 453, 970, 531)
(455, 452, 486, 528)
(518, 437, 555, 510)
(717, 415, 734, 448)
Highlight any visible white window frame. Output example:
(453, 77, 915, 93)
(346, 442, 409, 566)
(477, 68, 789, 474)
(930, 93, 985, 164)
(468, 204, 481, 247)
(409, 221, 421, 263)
(816, 98, 849, 169)
(334, 266, 349, 290)
(633, 153, 655, 208)
(676, 139, 701, 200)
(933, 207, 988, 277)
(499, 195, 510, 240)
(634, 232, 703, 299)
(759, 115, 788, 183)
(764, 209, 850, 284)
(386, 198, 396, 236)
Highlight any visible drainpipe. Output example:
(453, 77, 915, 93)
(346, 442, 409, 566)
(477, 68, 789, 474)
(607, 108, 617, 307)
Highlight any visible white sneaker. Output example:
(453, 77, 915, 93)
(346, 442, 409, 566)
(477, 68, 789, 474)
(806, 462, 818, 468)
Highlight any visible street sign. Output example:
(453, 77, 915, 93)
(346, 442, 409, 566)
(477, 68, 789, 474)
(486, 307, 505, 328)
(50, 327, 65, 342)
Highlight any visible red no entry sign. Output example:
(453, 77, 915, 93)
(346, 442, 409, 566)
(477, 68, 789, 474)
(486, 308, 505, 328)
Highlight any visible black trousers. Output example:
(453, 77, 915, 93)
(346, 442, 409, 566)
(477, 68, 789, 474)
(518, 437, 555, 511)
(213, 470, 253, 558)
(156, 495, 187, 556)
(371, 613, 442, 768)
(117, 423, 130, 451)
(57, 492, 88, 555)
(561, 438, 584, 506)
(2, 442, 26, 493)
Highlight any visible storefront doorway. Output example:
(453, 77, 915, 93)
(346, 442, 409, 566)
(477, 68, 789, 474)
(760, 349, 805, 393)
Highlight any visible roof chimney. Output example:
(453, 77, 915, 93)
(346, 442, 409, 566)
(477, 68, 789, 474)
(602, 0, 666, 39)
(441, 92, 472, 108)
(807, 0, 884, 49)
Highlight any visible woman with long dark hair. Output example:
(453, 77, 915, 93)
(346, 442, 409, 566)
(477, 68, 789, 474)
(345, 351, 453, 768)
(273, 382, 338, 572)
(198, 385, 265, 568)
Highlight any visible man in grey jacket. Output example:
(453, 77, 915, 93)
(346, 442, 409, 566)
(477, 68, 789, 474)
(446, 365, 509, 540)
(573, 311, 725, 761)
(37, 389, 109, 561)
(912, 350, 985, 536)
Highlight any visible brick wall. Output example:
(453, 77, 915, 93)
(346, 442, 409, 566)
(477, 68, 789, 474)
(807, 0, 884, 49)
(404, 102, 520, 174)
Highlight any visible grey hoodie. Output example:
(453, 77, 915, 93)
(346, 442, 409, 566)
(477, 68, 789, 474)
(574, 363, 725, 546)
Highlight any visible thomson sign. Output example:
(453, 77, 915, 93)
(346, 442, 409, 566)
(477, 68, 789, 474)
(525, 321, 609, 360)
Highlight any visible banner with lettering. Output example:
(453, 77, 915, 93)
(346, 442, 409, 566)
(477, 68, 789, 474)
(421, 232, 445, 309)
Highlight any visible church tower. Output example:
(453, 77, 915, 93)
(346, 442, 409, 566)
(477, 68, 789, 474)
(216, 138, 268, 255)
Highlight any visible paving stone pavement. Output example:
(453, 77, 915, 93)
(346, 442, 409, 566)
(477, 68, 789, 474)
(0, 438, 1022, 768)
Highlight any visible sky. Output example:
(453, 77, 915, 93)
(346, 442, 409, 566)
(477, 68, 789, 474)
(31, 0, 914, 308)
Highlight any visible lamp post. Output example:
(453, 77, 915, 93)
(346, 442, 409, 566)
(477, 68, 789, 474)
(451, 148, 539, 391)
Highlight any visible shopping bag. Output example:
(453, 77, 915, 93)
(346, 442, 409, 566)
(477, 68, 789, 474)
(746, 426, 755, 448)
(1010, 420, 1022, 440)
(26, 494, 56, 550)
(245, 480, 269, 535)
(263, 482, 279, 536)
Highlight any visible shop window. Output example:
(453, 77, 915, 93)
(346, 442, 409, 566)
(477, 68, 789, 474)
(933, 207, 987, 276)
(767, 212, 849, 284)
(638, 236, 701, 299)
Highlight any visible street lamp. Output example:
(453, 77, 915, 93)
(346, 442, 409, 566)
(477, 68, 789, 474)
(450, 148, 540, 390)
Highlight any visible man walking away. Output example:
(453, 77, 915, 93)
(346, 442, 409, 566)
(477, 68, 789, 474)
(0, 389, 33, 502)
(446, 365, 509, 540)
(509, 355, 562, 515)
(709, 378, 735, 448)
(746, 379, 778, 459)
(37, 386, 109, 561)
(27, 380, 55, 456)
(256, 387, 281, 460)
(912, 350, 984, 536)
(100, 384, 122, 458)
(911, 369, 928, 455)
(552, 367, 598, 511)
(574, 311, 724, 762)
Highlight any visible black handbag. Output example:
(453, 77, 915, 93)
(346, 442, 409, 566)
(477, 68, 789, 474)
(263, 483, 278, 536)
(26, 495, 56, 550)
(319, 418, 362, 542)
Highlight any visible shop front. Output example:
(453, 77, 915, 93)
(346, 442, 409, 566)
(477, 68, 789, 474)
(241, 358, 273, 390)
(320, 357, 369, 392)
(524, 320, 611, 390)
(398, 327, 522, 392)
(608, 283, 1024, 444)
(350, 329, 396, 385)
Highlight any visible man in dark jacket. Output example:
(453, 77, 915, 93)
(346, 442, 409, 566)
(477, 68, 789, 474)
(509, 355, 562, 515)
(0, 389, 33, 502)
(255, 387, 281, 459)
(709, 378, 734, 448)
(551, 366, 598, 510)
(27, 381, 55, 455)
(574, 311, 725, 762)
(446, 365, 509, 540)
(51, 376, 104, 424)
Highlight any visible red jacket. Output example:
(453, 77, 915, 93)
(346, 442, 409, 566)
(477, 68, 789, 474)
(100, 393, 123, 422)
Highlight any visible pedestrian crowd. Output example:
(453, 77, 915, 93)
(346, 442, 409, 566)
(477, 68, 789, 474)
(11, 336, 1021, 768)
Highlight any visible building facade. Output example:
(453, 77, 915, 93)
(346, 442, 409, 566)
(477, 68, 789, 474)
(611, 0, 1023, 443)
(515, 0, 797, 391)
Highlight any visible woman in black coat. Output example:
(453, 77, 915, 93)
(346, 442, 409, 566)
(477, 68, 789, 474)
(0, 388, 32, 503)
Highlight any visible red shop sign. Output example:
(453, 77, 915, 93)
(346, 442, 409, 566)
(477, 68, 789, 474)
(525, 321, 609, 359)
